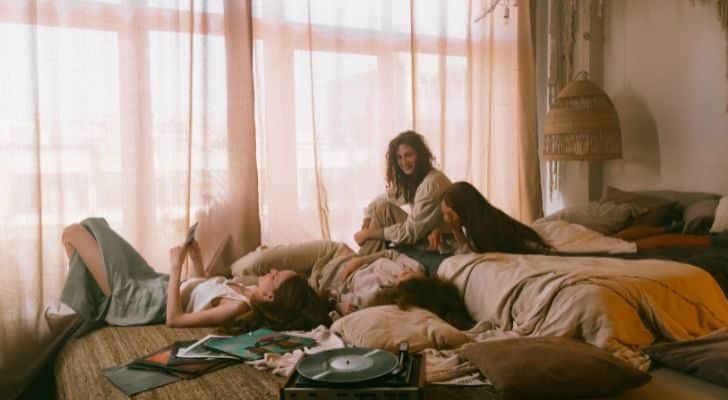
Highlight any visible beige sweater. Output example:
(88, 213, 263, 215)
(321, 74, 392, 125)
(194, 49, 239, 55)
(365, 169, 452, 245)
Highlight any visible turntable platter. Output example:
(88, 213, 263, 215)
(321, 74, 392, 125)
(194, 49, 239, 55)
(296, 348, 398, 383)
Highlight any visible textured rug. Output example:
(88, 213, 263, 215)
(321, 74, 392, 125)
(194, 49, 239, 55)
(55, 324, 499, 399)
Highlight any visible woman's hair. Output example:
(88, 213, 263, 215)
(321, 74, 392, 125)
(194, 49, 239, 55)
(370, 277, 474, 330)
(223, 274, 331, 334)
(386, 130, 435, 203)
(443, 181, 551, 254)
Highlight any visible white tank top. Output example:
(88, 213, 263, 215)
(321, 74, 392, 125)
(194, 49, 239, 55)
(182, 277, 253, 313)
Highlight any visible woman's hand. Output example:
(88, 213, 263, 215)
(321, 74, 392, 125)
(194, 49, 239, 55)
(354, 228, 383, 246)
(169, 245, 187, 273)
(339, 257, 365, 281)
(444, 211, 461, 229)
(354, 229, 369, 246)
(427, 229, 442, 251)
(188, 241, 203, 266)
(186, 241, 206, 278)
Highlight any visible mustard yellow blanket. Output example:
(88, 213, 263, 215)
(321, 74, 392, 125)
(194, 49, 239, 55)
(438, 252, 728, 364)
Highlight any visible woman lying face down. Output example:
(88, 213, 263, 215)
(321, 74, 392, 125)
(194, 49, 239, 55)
(428, 181, 552, 255)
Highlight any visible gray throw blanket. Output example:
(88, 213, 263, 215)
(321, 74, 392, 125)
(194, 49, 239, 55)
(60, 217, 169, 326)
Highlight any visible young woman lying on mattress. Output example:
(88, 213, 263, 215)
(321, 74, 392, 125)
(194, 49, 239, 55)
(59, 218, 331, 332)
(229, 240, 474, 330)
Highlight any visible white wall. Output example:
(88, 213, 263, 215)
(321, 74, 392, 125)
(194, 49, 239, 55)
(601, 0, 728, 195)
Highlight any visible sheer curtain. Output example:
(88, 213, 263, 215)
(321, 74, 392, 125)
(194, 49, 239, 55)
(0, 1, 259, 397)
(0, 0, 541, 397)
(252, 0, 542, 248)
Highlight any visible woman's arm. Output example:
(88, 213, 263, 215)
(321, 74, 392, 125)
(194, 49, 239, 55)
(166, 245, 249, 328)
(187, 241, 206, 278)
(381, 171, 451, 245)
(451, 225, 467, 249)
(354, 227, 384, 245)
(338, 250, 389, 281)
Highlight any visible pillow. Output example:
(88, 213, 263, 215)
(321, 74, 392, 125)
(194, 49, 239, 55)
(645, 332, 728, 388)
(540, 201, 644, 235)
(330, 305, 471, 353)
(461, 337, 651, 400)
(710, 196, 728, 233)
(230, 240, 352, 277)
(601, 186, 677, 227)
(683, 198, 719, 234)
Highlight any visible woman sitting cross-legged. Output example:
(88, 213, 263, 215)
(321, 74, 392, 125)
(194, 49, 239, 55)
(59, 218, 331, 332)
(354, 130, 452, 255)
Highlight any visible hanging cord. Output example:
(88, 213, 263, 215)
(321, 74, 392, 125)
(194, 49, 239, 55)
(473, 0, 515, 23)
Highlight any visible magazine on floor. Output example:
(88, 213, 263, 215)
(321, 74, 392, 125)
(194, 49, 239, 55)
(202, 328, 316, 360)
(176, 334, 239, 360)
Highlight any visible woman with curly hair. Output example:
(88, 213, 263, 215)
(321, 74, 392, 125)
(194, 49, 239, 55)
(355, 130, 452, 255)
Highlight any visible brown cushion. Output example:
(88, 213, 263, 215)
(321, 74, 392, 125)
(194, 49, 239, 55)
(645, 332, 728, 388)
(461, 337, 651, 400)
(601, 186, 676, 227)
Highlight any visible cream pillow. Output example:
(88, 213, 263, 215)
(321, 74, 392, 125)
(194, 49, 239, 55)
(230, 241, 352, 277)
(709, 196, 728, 233)
(539, 201, 645, 235)
(330, 305, 471, 352)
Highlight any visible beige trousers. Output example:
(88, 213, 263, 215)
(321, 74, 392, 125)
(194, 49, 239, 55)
(358, 199, 408, 255)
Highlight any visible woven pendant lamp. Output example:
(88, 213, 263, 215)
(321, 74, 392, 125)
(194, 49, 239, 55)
(543, 72, 622, 161)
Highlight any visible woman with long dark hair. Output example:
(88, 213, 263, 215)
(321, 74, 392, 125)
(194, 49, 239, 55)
(355, 130, 452, 255)
(434, 181, 551, 254)
(60, 218, 331, 332)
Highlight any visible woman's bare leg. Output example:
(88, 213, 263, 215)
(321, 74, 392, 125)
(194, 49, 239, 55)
(61, 223, 111, 296)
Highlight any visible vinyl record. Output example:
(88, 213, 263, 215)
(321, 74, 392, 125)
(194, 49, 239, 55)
(296, 348, 398, 383)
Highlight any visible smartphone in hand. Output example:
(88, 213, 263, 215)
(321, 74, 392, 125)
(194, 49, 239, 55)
(184, 222, 199, 247)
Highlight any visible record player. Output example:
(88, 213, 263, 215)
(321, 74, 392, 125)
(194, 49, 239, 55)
(280, 343, 424, 400)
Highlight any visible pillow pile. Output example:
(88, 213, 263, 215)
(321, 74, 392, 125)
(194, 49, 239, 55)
(601, 186, 677, 227)
(540, 201, 644, 235)
(330, 305, 471, 352)
(461, 337, 651, 400)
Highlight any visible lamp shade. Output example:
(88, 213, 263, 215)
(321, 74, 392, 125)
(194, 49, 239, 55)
(543, 77, 622, 161)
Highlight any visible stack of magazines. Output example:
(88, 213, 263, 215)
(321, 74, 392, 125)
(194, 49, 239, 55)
(102, 329, 316, 396)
